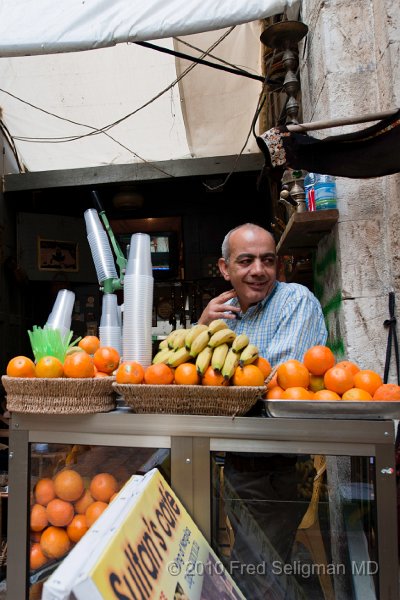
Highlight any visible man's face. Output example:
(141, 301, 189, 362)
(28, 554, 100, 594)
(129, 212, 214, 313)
(218, 227, 277, 312)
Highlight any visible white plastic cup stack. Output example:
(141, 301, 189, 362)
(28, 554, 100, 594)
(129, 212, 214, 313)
(99, 293, 122, 356)
(84, 209, 117, 284)
(123, 233, 154, 367)
(45, 289, 76, 342)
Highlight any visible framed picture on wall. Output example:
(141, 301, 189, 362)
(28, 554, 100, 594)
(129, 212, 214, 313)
(38, 238, 79, 272)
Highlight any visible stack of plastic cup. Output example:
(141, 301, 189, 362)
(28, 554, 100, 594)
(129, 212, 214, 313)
(84, 209, 117, 284)
(45, 289, 75, 342)
(99, 293, 122, 356)
(122, 233, 154, 367)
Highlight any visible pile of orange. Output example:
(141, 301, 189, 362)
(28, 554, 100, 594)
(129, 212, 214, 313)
(114, 357, 269, 387)
(266, 345, 400, 401)
(6, 336, 121, 380)
(29, 468, 121, 570)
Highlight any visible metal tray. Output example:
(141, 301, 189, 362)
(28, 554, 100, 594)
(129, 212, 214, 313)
(264, 399, 400, 420)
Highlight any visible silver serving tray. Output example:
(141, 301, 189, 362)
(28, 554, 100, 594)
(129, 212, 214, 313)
(264, 399, 400, 420)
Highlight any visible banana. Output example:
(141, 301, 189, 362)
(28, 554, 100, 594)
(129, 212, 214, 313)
(167, 347, 192, 368)
(208, 319, 229, 335)
(152, 348, 174, 364)
(171, 329, 188, 350)
(185, 324, 209, 350)
(196, 346, 213, 376)
(239, 344, 259, 366)
(190, 329, 211, 358)
(208, 328, 236, 348)
(158, 338, 169, 350)
(221, 348, 240, 380)
(211, 343, 229, 372)
(167, 328, 185, 349)
(231, 334, 250, 354)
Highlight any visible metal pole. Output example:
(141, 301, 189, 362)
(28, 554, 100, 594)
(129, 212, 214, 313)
(287, 108, 399, 133)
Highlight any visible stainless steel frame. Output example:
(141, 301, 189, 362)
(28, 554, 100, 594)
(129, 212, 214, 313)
(7, 413, 399, 599)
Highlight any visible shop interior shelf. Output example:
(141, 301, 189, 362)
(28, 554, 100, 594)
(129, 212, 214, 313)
(276, 209, 339, 255)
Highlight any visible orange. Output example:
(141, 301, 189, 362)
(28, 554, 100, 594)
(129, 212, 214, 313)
(90, 473, 118, 502)
(34, 478, 56, 506)
(309, 374, 325, 392)
(254, 357, 272, 379)
(94, 371, 109, 378)
(232, 365, 265, 387)
(85, 501, 108, 527)
(277, 359, 310, 390)
(313, 389, 342, 401)
(45, 498, 74, 527)
(174, 363, 200, 385)
(6, 355, 36, 378)
(324, 366, 354, 395)
(30, 504, 49, 532)
(335, 360, 360, 376)
(54, 469, 85, 502)
(202, 366, 229, 386)
(66, 514, 89, 543)
(35, 356, 64, 378)
(144, 363, 174, 385)
(93, 346, 120, 375)
(281, 387, 314, 400)
(30, 530, 42, 543)
(342, 387, 373, 401)
(74, 488, 95, 514)
(109, 492, 118, 503)
(353, 370, 383, 397)
(373, 383, 400, 401)
(266, 386, 285, 399)
(78, 335, 100, 355)
(63, 351, 95, 378)
(40, 526, 71, 559)
(30, 542, 48, 571)
(303, 345, 335, 376)
(116, 361, 145, 384)
(266, 371, 278, 390)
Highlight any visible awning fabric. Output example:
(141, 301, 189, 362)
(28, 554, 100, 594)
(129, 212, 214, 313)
(0, 0, 298, 56)
(0, 0, 299, 173)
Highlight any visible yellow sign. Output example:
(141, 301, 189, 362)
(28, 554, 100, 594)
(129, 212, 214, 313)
(44, 469, 244, 600)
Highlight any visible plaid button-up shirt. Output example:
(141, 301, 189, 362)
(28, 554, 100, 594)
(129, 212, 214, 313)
(226, 281, 328, 367)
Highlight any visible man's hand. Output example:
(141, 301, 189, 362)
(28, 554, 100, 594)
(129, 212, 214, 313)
(198, 289, 240, 325)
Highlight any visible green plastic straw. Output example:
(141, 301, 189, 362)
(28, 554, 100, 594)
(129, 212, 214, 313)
(28, 326, 81, 363)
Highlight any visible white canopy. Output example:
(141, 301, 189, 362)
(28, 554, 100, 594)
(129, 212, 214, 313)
(0, 0, 299, 173)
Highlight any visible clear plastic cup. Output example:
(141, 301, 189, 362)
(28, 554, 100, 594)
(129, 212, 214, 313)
(87, 231, 117, 283)
(45, 289, 75, 333)
(125, 233, 152, 277)
(100, 293, 120, 327)
(84, 209, 117, 283)
(122, 273, 153, 366)
(99, 326, 122, 356)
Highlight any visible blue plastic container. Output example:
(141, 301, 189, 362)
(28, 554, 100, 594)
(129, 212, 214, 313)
(314, 174, 337, 210)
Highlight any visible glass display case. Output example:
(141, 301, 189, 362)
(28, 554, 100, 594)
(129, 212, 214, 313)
(6, 411, 398, 599)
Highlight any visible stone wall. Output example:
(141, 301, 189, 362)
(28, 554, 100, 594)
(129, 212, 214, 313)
(300, 0, 400, 378)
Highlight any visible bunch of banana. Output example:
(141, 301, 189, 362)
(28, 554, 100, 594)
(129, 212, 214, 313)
(208, 328, 236, 348)
(195, 346, 213, 376)
(153, 321, 260, 384)
(185, 324, 209, 350)
(211, 343, 229, 372)
(221, 348, 240, 380)
(167, 346, 192, 367)
(152, 347, 174, 364)
(238, 344, 259, 367)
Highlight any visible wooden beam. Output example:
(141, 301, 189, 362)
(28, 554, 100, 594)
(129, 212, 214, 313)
(4, 153, 264, 192)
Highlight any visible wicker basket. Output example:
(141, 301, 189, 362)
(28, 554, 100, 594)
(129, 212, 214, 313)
(112, 383, 265, 416)
(1, 376, 116, 414)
